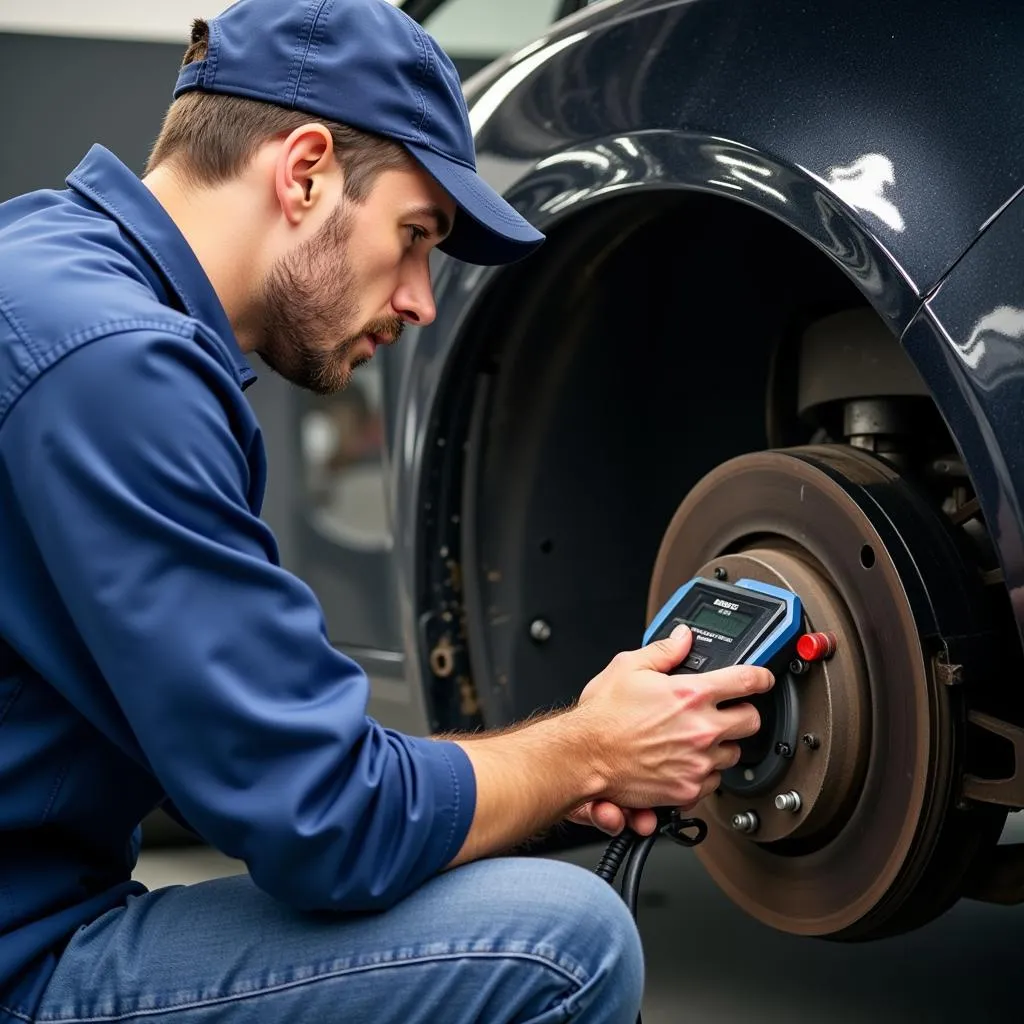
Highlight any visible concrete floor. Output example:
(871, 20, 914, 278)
(133, 814, 1024, 1023)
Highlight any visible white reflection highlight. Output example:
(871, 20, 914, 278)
(614, 136, 640, 158)
(536, 149, 611, 171)
(826, 153, 905, 232)
(507, 37, 549, 64)
(468, 31, 588, 136)
(713, 154, 786, 203)
(957, 306, 1024, 371)
(707, 179, 743, 191)
(715, 155, 772, 177)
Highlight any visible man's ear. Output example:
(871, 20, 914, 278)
(274, 124, 339, 226)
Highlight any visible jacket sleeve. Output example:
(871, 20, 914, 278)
(0, 329, 476, 911)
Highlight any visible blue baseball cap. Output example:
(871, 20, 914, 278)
(173, 0, 545, 266)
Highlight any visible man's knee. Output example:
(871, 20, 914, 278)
(442, 856, 644, 1020)
(533, 858, 644, 1017)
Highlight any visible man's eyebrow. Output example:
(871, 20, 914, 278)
(406, 204, 452, 240)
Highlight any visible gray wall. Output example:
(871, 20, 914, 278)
(0, 31, 299, 565)
(0, 33, 181, 194)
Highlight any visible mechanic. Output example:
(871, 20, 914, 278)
(0, 1, 771, 1021)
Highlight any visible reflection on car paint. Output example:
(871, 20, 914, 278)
(468, 31, 588, 134)
(826, 153, 905, 233)
(956, 306, 1024, 378)
(501, 131, 910, 326)
(713, 153, 787, 204)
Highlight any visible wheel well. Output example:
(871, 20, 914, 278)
(422, 190, 956, 728)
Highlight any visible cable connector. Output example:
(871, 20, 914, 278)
(593, 810, 707, 893)
(659, 812, 707, 848)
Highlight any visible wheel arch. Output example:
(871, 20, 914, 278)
(400, 131, 1011, 730)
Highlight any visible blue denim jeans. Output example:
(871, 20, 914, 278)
(21, 856, 643, 1023)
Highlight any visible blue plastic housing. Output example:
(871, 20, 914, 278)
(642, 576, 802, 668)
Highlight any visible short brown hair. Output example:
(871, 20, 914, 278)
(146, 19, 411, 200)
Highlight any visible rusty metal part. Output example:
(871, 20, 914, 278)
(934, 651, 965, 687)
(647, 445, 1004, 939)
(962, 712, 1024, 808)
(948, 496, 982, 527)
(693, 549, 870, 846)
(428, 634, 457, 678)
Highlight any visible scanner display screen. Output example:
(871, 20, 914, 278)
(646, 577, 795, 675)
(687, 604, 754, 639)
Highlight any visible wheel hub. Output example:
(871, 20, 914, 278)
(648, 445, 1005, 939)
(693, 549, 870, 847)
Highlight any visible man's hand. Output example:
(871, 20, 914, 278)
(565, 623, 768, 836)
(446, 624, 772, 867)
(567, 801, 659, 837)
(574, 623, 771, 811)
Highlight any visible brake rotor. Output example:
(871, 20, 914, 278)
(648, 445, 1005, 939)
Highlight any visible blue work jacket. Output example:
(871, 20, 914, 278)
(0, 146, 476, 1021)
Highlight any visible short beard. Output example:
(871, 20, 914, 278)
(255, 203, 362, 395)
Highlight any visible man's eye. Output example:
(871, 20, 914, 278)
(407, 225, 428, 245)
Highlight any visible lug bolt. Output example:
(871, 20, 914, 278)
(714, 567, 728, 580)
(731, 811, 760, 834)
(529, 619, 552, 643)
(774, 790, 802, 813)
(801, 733, 821, 750)
(790, 658, 807, 675)
(775, 742, 793, 758)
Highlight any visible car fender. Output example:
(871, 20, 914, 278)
(387, 0, 1024, 686)
(906, 189, 1024, 645)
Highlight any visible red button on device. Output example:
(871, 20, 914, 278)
(796, 631, 837, 662)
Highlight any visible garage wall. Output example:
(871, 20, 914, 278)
(0, 12, 301, 563)
(0, 1, 235, 42)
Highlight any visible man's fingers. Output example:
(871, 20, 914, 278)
(625, 808, 658, 836)
(706, 664, 774, 703)
(630, 623, 693, 673)
(569, 800, 627, 835)
(716, 703, 764, 743)
(711, 741, 742, 771)
(568, 802, 659, 837)
(566, 803, 594, 828)
(590, 801, 627, 835)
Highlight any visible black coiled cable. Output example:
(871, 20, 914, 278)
(594, 832, 635, 886)
(594, 811, 708, 1024)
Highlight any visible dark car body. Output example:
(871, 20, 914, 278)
(379, 0, 1024, 731)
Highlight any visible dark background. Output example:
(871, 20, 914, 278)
(0, 33, 183, 198)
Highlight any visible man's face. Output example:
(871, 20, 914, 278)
(254, 165, 455, 394)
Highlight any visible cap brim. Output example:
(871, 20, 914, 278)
(405, 143, 545, 266)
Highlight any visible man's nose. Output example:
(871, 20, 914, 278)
(392, 265, 437, 328)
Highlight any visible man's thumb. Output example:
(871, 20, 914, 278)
(643, 623, 692, 670)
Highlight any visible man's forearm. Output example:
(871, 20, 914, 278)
(445, 709, 607, 867)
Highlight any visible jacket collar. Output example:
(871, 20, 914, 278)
(66, 144, 257, 390)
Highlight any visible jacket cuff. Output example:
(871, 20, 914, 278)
(408, 736, 477, 872)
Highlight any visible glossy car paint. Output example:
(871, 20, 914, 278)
(381, 0, 1024, 703)
(909, 189, 1024, 626)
